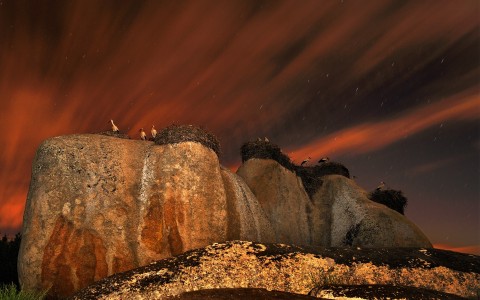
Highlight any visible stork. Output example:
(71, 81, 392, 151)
(139, 128, 147, 140)
(376, 181, 387, 191)
(318, 157, 329, 164)
(110, 120, 119, 133)
(151, 125, 157, 139)
(301, 157, 311, 166)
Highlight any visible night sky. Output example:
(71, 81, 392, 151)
(0, 1, 478, 254)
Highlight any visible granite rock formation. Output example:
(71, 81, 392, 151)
(20, 133, 433, 298)
(18, 134, 272, 298)
(237, 159, 432, 248)
(71, 241, 480, 299)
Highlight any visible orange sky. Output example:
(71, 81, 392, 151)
(0, 0, 478, 253)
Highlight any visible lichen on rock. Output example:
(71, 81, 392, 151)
(71, 241, 480, 299)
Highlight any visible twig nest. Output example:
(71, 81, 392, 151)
(155, 124, 221, 157)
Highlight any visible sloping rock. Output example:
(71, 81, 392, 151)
(220, 167, 275, 242)
(167, 286, 465, 300)
(237, 159, 432, 248)
(314, 175, 432, 247)
(236, 159, 318, 245)
(309, 284, 465, 299)
(165, 288, 318, 299)
(18, 134, 271, 298)
(70, 241, 480, 299)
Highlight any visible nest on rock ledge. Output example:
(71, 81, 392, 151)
(368, 189, 408, 215)
(294, 162, 350, 198)
(241, 140, 350, 198)
(96, 131, 131, 139)
(155, 124, 221, 157)
(241, 140, 295, 171)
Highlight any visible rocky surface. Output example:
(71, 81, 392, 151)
(165, 288, 318, 299)
(237, 159, 315, 245)
(313, 175, 432, 247)
(309, 284, 466, 299)
(18, 134, 270, 298)
(220, 167, 275, 242)
(20, 133, 435, 298)
(71, 241, 480, 299)
(162, 286, 467, 300)
(237, 159, 432, 248)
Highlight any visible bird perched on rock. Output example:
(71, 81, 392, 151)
(257, 137, 262, 142)
(376, 181, 387, 191)
(318, 157, 329, 164)
(110, 120, 119, 133)
(264, 137, 269, 142)
(301, 157, 311, 166)
(139, 128, 147, 140)
(151, 125, 157, 139)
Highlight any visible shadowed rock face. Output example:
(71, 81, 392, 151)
(18, 134, 271, 298)
(165, 288, 319, 300)
(70, 241, 480, 299)
(237, 159, 432, 248)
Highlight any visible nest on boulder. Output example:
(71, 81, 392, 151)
(368, 189, 408, 215)
(241, 141, 351, 198)
(293, 166, 323, 198)
(96, 131, 131, 139)
(294, 162, 350, 198)
(240, 140, 295, 171)
(310, 162, 350, 178)
(155, 124, 221, 157)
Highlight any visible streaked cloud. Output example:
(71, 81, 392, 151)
(0, 0, 478, 251)
(288, 91, 479, 162)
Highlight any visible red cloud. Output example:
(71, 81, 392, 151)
(289, 91, 479, 162)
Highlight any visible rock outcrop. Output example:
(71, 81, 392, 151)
(236, 159, 315, 245)
(71, 241, 480, 299)
(314, 175, 431, 247)
(18, 134, 272, 298)
(237, 159, 432, 248)
(20, 133, 433, 298)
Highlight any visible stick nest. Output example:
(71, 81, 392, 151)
(241, 141, 350, 198)
(155, 124, 221, 157)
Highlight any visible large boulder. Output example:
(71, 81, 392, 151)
(236, 159, 319, 245)
(315, 175, 432, 247)
(237, 159, 432, 248)
(220, 167, 275, 242)
(71, 241, 480, 299)
(18, 134, 272, 298)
